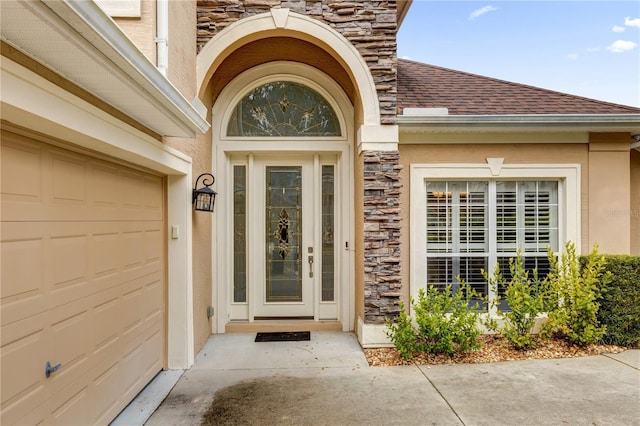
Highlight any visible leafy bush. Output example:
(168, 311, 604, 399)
(484, 252, 544, 349)
(384, 300, 418, 360)
(590, 255, 640, 347)
(541, 242, 610, 346)
(385, 281, 482, 359)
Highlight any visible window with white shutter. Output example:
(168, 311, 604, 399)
(424, 180, 559, 309)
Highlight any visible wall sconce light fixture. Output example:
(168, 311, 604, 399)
(193, 173, 217, 212)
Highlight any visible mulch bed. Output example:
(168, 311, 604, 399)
(364, 335, 627, 366)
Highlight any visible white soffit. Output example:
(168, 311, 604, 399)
(0, 0, 209, 137)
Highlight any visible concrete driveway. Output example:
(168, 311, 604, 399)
(122, 332, 639, 425)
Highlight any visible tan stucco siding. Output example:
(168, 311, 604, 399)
(167, 0, 197, 98)
(156, 0, 212, 353)
(190, 98, 213, 352)
(113, 0, 157, 65)
(397, 142, 590, 306)
(588, 133, 631, 255)
(631, 149, 640, 255)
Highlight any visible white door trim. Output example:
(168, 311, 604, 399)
(216, 148, 352, 330)
(211, 62, 354, 333)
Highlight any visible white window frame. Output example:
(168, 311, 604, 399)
(410, 161, 581, 312)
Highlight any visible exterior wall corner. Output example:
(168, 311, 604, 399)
(588, 132, 632, 254)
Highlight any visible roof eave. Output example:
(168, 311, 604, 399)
(1, 0, 210, 137)
(397, 1, 413, 27)
(398, 114, 640, 134)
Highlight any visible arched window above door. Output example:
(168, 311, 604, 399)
(227, 81, 341, 137)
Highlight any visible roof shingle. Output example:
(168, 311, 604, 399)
(397, 59, 640, 115)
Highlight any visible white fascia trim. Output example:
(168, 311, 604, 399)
(398, 114, 640, 133)
(400, 131, 588, 145)
(40, 0, 210, 136)
(1, 57, 191, 175)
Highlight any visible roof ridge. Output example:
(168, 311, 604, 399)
(397, 58, 640, 113)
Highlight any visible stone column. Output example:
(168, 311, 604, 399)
(363, 150, 402, 323)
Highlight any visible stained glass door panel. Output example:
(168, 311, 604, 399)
(265, 166, 303, 302)
(249, 156, 338, 320)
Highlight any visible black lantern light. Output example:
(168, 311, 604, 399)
(193, 173, 217, 212)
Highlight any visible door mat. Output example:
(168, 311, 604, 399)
(255, 331, 311, 342)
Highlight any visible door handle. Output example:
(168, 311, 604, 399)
(308, 255, 314, 278)
(45, 361, 62, 378)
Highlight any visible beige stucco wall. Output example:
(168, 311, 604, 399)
(155, 0, 213, 354)
(588, 133, 631, 255)
(397, 141, 591, 306)
(631, 149, 640, 255)
(112, 0, 157, 64)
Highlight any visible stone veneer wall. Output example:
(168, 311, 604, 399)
(196, 0, 398, 124)
(363, 151, 402, 323)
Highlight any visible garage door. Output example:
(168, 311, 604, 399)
(1, 130, 166, 425)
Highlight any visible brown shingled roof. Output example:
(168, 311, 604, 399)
(397, 59, 640, 115)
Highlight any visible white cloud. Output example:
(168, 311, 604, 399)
(587, 46, 601, 52)
(624, 17, 640, 28)
(612, 25, 625, 33)
(606, 40, 638, 53)
(567, 53, 579, 60)
(469, 5, 498, 21)
(400, 56, 412, 60)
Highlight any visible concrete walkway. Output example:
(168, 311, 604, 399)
(142, 332, 639, 426)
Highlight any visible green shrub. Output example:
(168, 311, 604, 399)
(384, 300, 418, 360)
(385, 281, 482, 359)
(590, 255, 640, 347)
(484, 252, 544, 349)
(542, 242, 610, 346)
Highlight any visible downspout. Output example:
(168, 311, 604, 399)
(156, 0, 168, 76)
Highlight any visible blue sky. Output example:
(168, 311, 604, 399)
(398, 1, 640, 107)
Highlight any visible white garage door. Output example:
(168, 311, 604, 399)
(1, 130, 166, 425)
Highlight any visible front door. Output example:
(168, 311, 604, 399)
(243, 155, 337, 320)
(254, 159, 313, 317)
